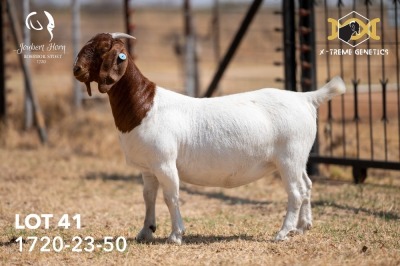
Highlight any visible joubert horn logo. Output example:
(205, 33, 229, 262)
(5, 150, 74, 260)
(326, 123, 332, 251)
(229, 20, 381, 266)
(25, 11, 55, 42)
(327, 11, 380, 47)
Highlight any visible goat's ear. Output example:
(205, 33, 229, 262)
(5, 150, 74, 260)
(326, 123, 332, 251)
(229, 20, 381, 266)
(98, 42, 128, 93)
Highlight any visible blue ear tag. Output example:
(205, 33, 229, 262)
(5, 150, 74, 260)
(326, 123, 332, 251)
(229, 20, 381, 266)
(118, 53, 126, 60)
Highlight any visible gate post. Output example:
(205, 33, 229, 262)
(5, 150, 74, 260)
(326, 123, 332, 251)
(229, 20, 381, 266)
(282, 0, 296, 91)
(298, 0, 318, 175)
(352, 166, 367, 184)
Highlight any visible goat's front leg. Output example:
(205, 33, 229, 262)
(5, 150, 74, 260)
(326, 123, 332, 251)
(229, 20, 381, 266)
(136, 173, 159, 242)
(155, 163, 185, 245)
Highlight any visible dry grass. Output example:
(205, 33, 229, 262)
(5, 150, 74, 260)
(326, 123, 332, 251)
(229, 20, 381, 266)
(1, 6, 400, 266)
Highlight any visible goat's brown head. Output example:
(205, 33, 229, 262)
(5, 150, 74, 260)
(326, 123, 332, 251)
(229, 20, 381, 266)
(73, 32, 135, 96)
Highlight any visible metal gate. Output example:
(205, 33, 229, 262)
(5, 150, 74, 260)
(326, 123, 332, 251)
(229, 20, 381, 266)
(282, 0, 400, 182)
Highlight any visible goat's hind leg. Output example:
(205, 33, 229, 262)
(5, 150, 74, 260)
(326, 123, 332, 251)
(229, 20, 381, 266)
(136, 173, 159, 242)
(275, 163, 306, 241)
(297, 170, 312, 234)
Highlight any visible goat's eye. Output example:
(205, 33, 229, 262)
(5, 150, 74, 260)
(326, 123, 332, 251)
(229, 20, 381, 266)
(118, 53, 126, 60)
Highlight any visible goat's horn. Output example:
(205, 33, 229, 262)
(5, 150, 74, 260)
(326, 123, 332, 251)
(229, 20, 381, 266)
(109, 32, 136, 40)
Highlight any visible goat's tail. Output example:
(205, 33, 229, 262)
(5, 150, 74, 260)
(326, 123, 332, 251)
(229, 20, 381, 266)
(306, 76, 346, 108)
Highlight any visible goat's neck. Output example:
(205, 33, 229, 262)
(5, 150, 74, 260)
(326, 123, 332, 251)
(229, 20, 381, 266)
(107, 59, 156, 133)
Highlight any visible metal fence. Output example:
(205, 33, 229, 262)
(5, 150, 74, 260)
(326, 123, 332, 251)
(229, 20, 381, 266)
(282, 0, 400, 182)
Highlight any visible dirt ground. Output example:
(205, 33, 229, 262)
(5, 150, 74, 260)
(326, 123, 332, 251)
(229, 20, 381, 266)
(1, 5, 399, 266)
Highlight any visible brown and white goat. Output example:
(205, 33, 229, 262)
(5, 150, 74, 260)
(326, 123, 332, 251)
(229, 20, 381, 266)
(73, 33, 346, 244)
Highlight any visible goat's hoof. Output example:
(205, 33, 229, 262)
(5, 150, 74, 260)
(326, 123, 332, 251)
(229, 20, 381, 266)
(287, 229, 301, 237)
(297, 222, 312, 233)
(136, 229, 154, 243)
(305, 222, 312, 231)
(167, 234, 182, 245)
(274, 232, 288, 242)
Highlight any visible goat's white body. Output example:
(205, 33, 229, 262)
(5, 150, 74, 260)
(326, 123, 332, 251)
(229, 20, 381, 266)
(117, 77, 345, 244)
(119, 87, 316, 188)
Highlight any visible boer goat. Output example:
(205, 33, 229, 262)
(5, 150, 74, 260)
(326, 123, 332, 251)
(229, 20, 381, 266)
(73, 33, 346, 244)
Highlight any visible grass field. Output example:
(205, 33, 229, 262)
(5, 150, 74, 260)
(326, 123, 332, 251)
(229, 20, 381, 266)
(1, 5, 400, 266)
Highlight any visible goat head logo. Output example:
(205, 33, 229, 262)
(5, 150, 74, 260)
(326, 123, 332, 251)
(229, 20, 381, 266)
(327, 11, 380, 47)
(25, 11, 55, 42)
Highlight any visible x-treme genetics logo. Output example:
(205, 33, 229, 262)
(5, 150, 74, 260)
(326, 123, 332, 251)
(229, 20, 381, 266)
(320, 11, 389, 56)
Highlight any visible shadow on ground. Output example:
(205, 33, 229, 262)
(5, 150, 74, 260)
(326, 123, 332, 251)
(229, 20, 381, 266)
(84, 171, 142, 183)
(181, 186, 273, 206)
(313, 200, 399, 220)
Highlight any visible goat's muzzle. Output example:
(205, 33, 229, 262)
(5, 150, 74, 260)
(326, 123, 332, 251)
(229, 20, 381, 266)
(73, 66, 88, 81)
(73, 63, 92, 96)
(73, 65, 82, 77)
